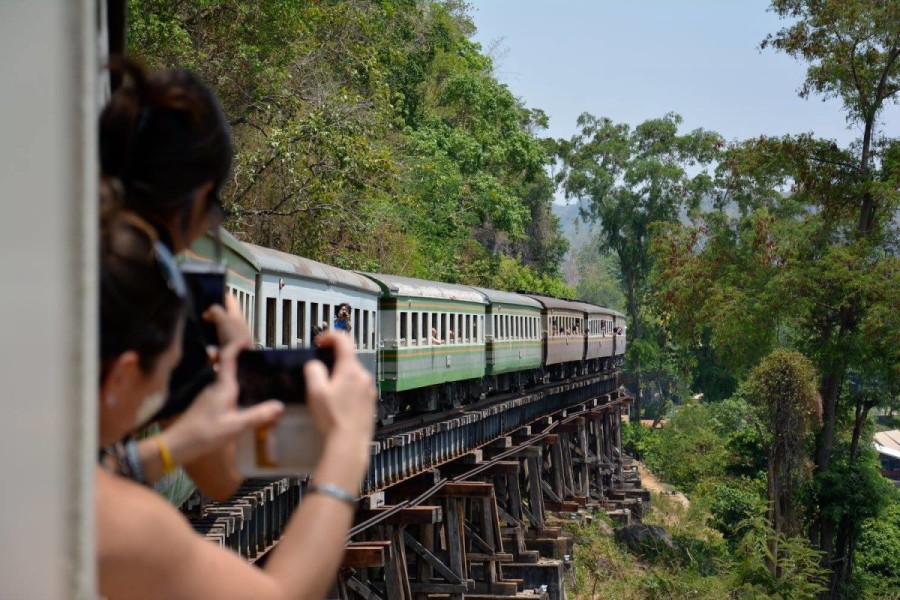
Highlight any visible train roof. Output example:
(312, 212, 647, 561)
(521, 293, 624, 317)
(521, 294, 593, 313)
(582, 303, 624, 318)
(469, 287, 542, 309)
(187, 228, 261, 271)
(243, 243, 382, 295)
(361, 273, 487, 304)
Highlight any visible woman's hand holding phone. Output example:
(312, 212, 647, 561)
(303, 332, 377, 488)
(160, 310, 285, 474)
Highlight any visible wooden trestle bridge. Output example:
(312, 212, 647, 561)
(186, 372, 648, 600)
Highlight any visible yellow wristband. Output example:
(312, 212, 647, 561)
(156, 436, 176, 475)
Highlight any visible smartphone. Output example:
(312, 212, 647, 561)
(180, 261, 227, 345)
(235, 348, 335, 475)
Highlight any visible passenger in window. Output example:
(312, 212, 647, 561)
(430, 328, 443, 345)
(96, 208, 377, 600)
(334, 303, 353, 334)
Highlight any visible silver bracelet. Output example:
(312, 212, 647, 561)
(307, 482, 357, 508)
(124, 438, 147, 485)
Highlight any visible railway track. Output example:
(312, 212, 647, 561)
(188, 369, 648, 599)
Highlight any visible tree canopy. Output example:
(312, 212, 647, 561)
(128, 0, 569, 292)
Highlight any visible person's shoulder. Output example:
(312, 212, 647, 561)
(96, 467, 198, 569)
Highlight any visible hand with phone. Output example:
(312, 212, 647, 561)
(303, 332, 377, 485)
(153, 336, 284, 483)
(235, 332, 375, 478)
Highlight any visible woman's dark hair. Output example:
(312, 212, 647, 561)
(99, 58, 232, 232)
(100, 181, 188, 379)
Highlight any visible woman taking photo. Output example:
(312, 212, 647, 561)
(97, 206, 376, 599)
(100, 60, 259, 498)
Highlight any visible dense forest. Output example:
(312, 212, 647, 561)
(130, 1, 899, 598)
(129, 0, 571, 295)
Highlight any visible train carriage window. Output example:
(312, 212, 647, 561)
(465, 314, 471, 344)
(421, 312, 428, 344)
(265, 297, 276, 348)
(399, 311, 408, 346)
(310, 303, 320, 341)
(475, 315, 481, 343)
(282, 299, 292, 348)
(455, 313, 462, 344)
(354, 308, 361, 347)
(297, 301, 307, 347)
(412, 312, 421, 346)
(362, 310, 370, 350)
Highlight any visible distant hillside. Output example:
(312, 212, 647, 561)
(553, 199, 597, 250)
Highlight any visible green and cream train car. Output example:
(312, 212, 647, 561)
(362, 273, 488, 417)
(471, 287, 543, 392)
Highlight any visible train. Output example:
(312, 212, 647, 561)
(187, 230, 627, 423)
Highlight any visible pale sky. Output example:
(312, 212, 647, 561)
(469, 1, 899, 155)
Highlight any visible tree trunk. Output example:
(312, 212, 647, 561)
(625, 273, 641, 422)
(766, 455, 780, 577)
(827, 400, 874, 596)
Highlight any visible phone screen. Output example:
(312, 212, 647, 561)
(180, 261, 226, 345)
(236, 347, 335, 406)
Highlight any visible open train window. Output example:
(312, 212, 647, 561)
(411, 312, 419, 346)
(399, 311, 408, 346)
(282, 299, 292, 348)
(297, 301, 307, 347)
(370, 311, 376, 349)
(310, 303, 320, 340)
(362, 310, 370, 350)
(265, 297, 276, 348)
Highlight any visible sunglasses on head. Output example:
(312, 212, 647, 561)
(153, 241, 189, 302)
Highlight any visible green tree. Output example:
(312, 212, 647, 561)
(554, 113, 722, 420)
(650, 2, 899, 593)
(572, 241, 625, 311)
(744, 350, 822, 575)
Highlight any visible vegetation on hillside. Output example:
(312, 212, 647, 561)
(128, 0, 571, 294)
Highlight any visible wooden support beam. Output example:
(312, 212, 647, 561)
(356, 506, 442, 526)
(437, 461, 520, 478)
(446, 497, 469, 582)
(408, 582, 470, 594)
(344, 575, 384, 600)
(342, 542, 392, 568)
(402, 530, 464, 585)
